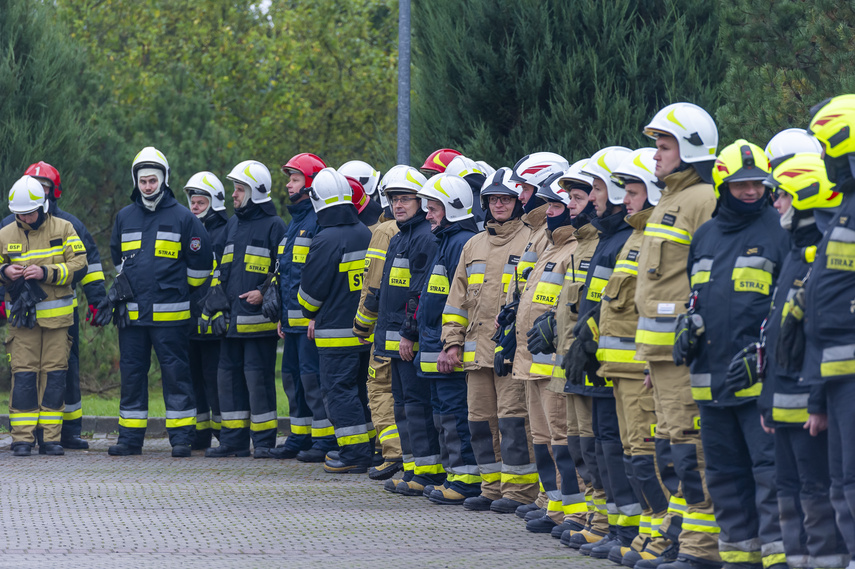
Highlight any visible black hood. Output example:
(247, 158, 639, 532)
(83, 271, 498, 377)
(317, 204, 360, 227)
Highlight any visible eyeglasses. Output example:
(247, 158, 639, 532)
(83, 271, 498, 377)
(390, 196, 418, 205)
(487, 195, 515, 205)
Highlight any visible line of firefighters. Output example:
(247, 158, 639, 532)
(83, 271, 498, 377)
(2, 96, 855, 569)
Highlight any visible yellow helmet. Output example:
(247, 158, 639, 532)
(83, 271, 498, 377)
(808, 95, 855, 183)
(712, 139, 770, 199)
(764, 153, 842, 210)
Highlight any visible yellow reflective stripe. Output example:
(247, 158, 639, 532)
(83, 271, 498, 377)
(36, 304, 75, 319)
(681, 512, 720, 533)
(165, 416, 196, 428)
(118, 417, 147, 428)
(291, 422, 311, 434)
(292, 245, 309, 263)
(9, 413, 40, 426)
(441, 313, 468, 327)
(617, 514, 641, 527)
(529, 363, 555, 375)
(500, 472, 539, 485)
(826, 240, 855, 271)
(154, 239, 181, 259)
(221, 252, 233, 264)
(691, 271, 710, 287)
(62, 408, 83, 421)
(427, 273, 449, 295)
(389, 267, 410, 287)
(414, 463, 446, 475)
(533, 281, 561, 305)
(250, 419, 278, 432)
(614, 261, 638, 275)
(355, 310, 376, 325)
(762, 553, 787, 568)
(564, 502, 587, 514)
(80, 271, 105, 285)
(644, 223, 692, 245)
(9, 245, 65, 261)
(586, 277, 608, 302)
(196, 421, 213, 430)
(720, 552, 762, 563)
(772, 407, 809, 423)
(385, 340, 419, 352)
(366, 247, 386, 260)
(222, 419, 250, 429)
(339, 259, 364, 272)
(735, 382, 762, 398)
(468, 273, 485, 285)
(153, 310, 191, 322)
(236, 322, 278, 333)
(446, 473, 482, 484)
(338, 433, 371, 445)
(312, 425, 335, 438)
(244, 254, 270, 274)
(316, 336, 367, 348)
(298, 291, 321, 313)
(732, 267, 772, 294)
(821, 359, 855, 378)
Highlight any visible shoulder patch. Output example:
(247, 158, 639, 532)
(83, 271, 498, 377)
(508, 254, 520, 265)
(745, 246, 763, 256)
(839, 215, 849, 226)
(627, 249, 639, 262)
(544, 262, 557, 272)
(661, 214, 677, 227)
(190, 237, 202, 252)
(579, 260, 591, 271)
(7, 243, 22, 253)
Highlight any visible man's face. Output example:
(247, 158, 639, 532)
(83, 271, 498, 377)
(546, 201, 566, 218)
(389, 192, 420, 222)
(773, 189, 793, 216)
(589, 178, 610, 217)
(567, 188, 589, 217)
(654, 135, 681, 180)
(286, 172, 306, 200)
(488, 194, 515, 222)
(190, 195, 211, 216)
(17, 210, 40, 224)
(518, 183, 536, 205)
(138, 175, 160, 196)
(233, 182, 249, 209)
(623, 182, 648, 215)
(425, 199, 446, 229)
(729, 180, 765, 203)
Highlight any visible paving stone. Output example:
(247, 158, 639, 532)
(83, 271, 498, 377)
(0, 437, 616, 569)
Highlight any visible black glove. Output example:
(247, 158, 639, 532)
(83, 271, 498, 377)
(493, 322, 516, 376)
(8, 280, 47, 329)
(200, 285, 230, 335)
(526, 310, 556, 354)
(400, 296, 419, 339)
(260, 274, 280, 322)
(93, 272, 135, 328)
(776, 288, 806, 372)
(496, 299, 520, 328)
(673, 313, 705, 366)
(93, 297, 114, 327)
(725, 343, 761, 394)
(566, 309, 601, 386)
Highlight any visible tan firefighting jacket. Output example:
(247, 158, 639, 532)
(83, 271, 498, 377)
(352, 219, 399, 338)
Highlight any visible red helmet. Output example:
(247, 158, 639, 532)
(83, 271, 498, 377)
(346, 176, 369, 213)
(281, 153, 326, 189)
(24, 161, 62, 199)
(421, 148, 462, 174)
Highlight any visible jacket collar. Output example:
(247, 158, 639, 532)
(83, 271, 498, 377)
(662, 168, 703, 195)
(626, 207, 654, 231)
(521, 202, 548, 230)
(547, 223, 577, 247)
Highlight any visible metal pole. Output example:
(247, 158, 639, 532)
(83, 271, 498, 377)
(397, 0, 411, 165)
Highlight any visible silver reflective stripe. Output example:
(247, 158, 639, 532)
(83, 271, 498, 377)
(479, 462, 502, 474)
(620, 502, 643, 516)
(342, 250, 366, 263)
(156, 231, 181, 242)
(772, 393, 809, 409)
(592, 265, 613, 280)
(467, 263, 486, 276)
(251, 411, 277, 423)
(607, 502, 619, 515)
(288, 310, 305, 319)
(463, 341, 477, 353)
(419, 351, 440, 363)
(122, 232, 142, 242)
(691, 258, 714, 275)
(120, 410, 148, 419)
(432, 264, 447, 276)
(153, 302, 190, 312)
(503, 263, 517, 275)
(336, 425, 368, 437)
(313, 328, 355, 338)
(278, 236, 288, 248)
(414, 454, 442, 466)
(298, 286, 323, 308)
(539, 271, 564, 285)
(455, 464, 480, 475)
(720, 537, 761, 552)
(443, 304, 467, 317)
(386, 330, 402, 342)
(532, 353, 554, 364)
(223, 244, 234, 254)
(546, 489, 562, 501)
(521, 251, 538, 263)
(821, 344, 855, 362)
(126, 302, 139, 311)
(637, 316, 677, 332)
(599, 336, 636, 350)
(35, 298, 74, 311)
(312, 419, 333, 429)
(64, 401, 82, 412)
(830, 226, 855, 242)
(760, 540, 785, 556)
(734, 255, 774, 273)
(166, 409, 196, 419)
(294, 237, 313, 247)
(221, 411, 250, 420)
(212, 414, 222, 423)
(366, 421, 375, 432)
(290, 417, 311, 426)
(502, 463, 537, 475)
(245, 245, 270, 257)
(187, 268, 209, 279)
(392, 257, 410, 268)
(87, 263, 103, 274)
(563, 492, 585, 504)
(554, 353, 564, 367)
(236, 314, 274, 325)
(690, 373, 711, 388)
(197, 412, 211, 422)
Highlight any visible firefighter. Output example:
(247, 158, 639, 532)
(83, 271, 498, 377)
(760, 151, 850, 569)
(515, 170, 581, 533)
(601, 149, 672, 566)
(340, 161, 384, 230)
(1, 175, 88, 456)
(420, 148, 462, 176)
(184, 172, 229, 450)
(351, 166, 414, 481)
(444, 155, 488, 230)
(99, 147, 212, 457)
(204, 160, 285, 458)
(297, 167, 373, 473)
(270, 153, 330, 462)
(414, 173, 480, 504)
(439, 168, 537, 513)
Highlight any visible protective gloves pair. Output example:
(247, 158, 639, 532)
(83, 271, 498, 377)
(526, 310, 556, 355)
(776, 288, 806, 372)
(672, 313, 705, 366)
(7, 278, 48, 329)
(93, 271, 135, 328)
(564, 305, 603, 387)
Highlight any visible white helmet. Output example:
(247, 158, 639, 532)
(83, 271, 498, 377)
(480, 167, 521, 208)
(184, 172, 226, 213)
(558, 159, 594, 192)
(643, 102, 718, 163)
(535, 171, 571, 206)
(379, 164, 427, 195)
(475, 160, 496, 178)
(8, 175, 48, 214)
(309, 167, 352, 213)
(611, 148, 661, 205)
(765, 128, 823, 165)
(132, 146, 169, 189)
(582, 146, 633, 205)
(445, 156, 484, 180)
(338, 160, 381, 196)
(417, 173, 474, 222)
(510, 152, 570, 188)
(226, 160, 272, 204)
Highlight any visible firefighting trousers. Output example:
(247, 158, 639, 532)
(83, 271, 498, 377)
(8, 325, 70, 445)
(319, 349, 373, 466)
(700, 402, 784, 567)
(217, 336, 278, 451)
(367, 351, 401, 460)
(526, 379, 584, 524)
(61, 310, 83, 438)
(391, 358, 444, 486)
(593, 395, 641, 545)
(775, 425, 850, 569)
(430, 376, 481, 496)
(281, 332, 334, 452)
(189, 339, 221, 447)
(117, 325, 196, 448)
(466, 367, 537, 504)
(567, 393, 608, 533)
(648, 360, 720, 563)
(613, 377, 670, 553)
(825, 379, 855, 558)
